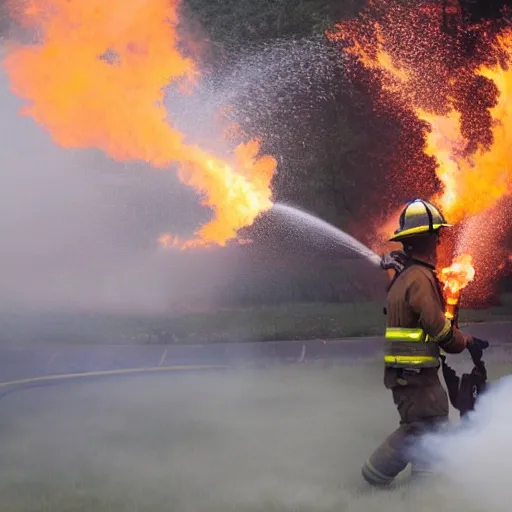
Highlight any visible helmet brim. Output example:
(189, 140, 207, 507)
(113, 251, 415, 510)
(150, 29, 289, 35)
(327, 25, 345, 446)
(388, 223, 452, 242)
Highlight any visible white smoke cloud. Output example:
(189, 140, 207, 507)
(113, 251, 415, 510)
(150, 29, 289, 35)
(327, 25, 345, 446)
(421, 374, 512, 511)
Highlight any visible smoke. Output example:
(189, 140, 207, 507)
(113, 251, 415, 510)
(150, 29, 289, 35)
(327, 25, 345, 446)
(0, 61, 227, 316)
(420, 373, 512, 511)
(0, 362, 484, 511)
(5, 360, 512, 510)
(0, 43, 373, 326)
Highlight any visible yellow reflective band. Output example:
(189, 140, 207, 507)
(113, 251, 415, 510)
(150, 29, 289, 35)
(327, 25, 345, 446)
(385, 327, 425, 342)
(384, 355, 438, 365)
(431, 318, 453, 342)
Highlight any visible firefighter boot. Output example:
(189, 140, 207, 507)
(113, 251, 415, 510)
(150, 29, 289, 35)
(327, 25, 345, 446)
(409, 456, 435, 482)
(361, 426, 410, 486)
(407, 422, 444, 483)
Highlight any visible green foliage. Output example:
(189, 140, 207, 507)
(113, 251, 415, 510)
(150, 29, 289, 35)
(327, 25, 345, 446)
(4, 295, 512, 346)
(136, 293, 512, 344)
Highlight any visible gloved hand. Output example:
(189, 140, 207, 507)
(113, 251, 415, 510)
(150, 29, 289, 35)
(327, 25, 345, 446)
(466, 336, 490, 362)
(473, 337, 490, 350)
(380, 250, 407, 273)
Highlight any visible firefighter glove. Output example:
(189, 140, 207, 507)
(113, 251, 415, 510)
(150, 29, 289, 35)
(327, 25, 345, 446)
(380, 251, 407, 273)
(472, 337, 490, 350)
(467, 337, 489, 362)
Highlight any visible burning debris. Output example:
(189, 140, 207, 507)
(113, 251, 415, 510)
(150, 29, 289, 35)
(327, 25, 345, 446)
(2, 0, 276, 250)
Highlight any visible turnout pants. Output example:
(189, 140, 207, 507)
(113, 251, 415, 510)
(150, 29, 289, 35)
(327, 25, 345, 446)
(362, 369, 449, 486)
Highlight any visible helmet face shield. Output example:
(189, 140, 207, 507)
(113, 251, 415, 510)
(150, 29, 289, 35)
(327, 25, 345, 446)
(389, 199, 452, 242)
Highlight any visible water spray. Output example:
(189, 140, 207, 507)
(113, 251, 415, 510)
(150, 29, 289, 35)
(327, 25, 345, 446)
(273, 203, 381, 266)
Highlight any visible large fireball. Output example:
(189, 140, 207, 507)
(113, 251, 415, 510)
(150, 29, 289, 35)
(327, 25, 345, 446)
(3, 0, 277, 249)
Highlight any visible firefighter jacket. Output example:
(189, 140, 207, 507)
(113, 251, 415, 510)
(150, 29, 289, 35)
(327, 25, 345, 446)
(383, 259, 467, 370)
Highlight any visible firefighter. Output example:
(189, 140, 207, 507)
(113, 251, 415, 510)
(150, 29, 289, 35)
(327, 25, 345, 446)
(361, 198, 489, 486)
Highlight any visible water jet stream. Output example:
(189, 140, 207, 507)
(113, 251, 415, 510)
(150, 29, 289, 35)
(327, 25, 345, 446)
(273, 203, 381, 266)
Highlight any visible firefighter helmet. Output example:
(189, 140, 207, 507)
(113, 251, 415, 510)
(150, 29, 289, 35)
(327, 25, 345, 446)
(389, 199, 452, 242)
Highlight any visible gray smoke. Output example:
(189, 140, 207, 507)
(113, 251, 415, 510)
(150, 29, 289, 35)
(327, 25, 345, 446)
(421, 373, 512, 511)
(4, 360, 512, 510)
(0, 61, 215, 316)
(0, 34, 354, 320)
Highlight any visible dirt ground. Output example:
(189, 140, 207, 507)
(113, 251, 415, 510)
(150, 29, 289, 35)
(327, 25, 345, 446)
(0, 359, 511, 512)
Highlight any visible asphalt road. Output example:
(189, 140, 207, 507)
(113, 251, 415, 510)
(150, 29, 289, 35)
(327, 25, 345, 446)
(1, 325, 512, 511)
(1, 360, 511, 512)
(0, 321, 510, 386)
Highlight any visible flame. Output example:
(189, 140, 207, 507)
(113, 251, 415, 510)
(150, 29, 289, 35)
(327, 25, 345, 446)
(428, 48, 512, 224)
(439, 253, 476, 297)
(329, 19, 512, 224)
(2, 0, 276, 249)
(329, 8, 512, 303)
(416, 110, 464, 216)
(438, 253, 476, 320)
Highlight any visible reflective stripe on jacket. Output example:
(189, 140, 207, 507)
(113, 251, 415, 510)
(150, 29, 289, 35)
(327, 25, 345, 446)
(383, 323, 451, 368)
(383, 260, 464, 369)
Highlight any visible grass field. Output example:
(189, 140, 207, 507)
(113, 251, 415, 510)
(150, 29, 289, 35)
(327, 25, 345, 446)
(151, 294, 512, 343)
(3, 294, 512, 346)
(1, 359, 511, 512)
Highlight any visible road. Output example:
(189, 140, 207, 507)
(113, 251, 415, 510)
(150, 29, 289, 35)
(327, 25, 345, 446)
(1, 358, 511, 511)
(0, 321, 509, 386)
(0, 322, 511, 511)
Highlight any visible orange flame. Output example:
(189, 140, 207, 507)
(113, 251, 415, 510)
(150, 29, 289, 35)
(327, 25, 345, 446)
(330, 18, 512, 304)
(426, 45, 512, 225)
(329, 24, 512, 225)
(3, 0, 276, 249)
(438, 253, 476, 320)
(439, 253, 476, 296)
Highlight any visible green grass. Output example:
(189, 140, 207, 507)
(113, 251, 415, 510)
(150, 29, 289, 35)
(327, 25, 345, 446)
(143, 293, 512, 344)
(5, 294, 512, 346)
(149, 301, 386, 344)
